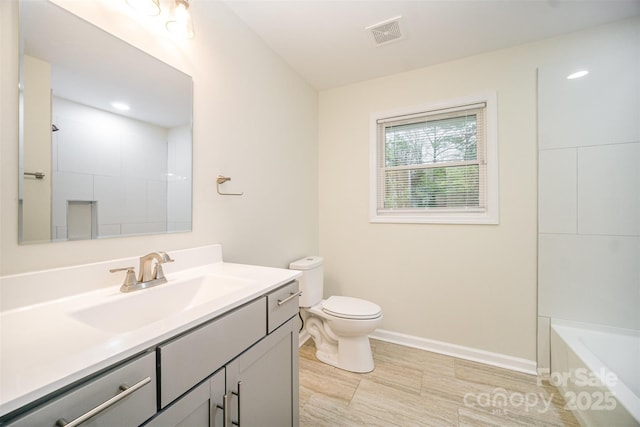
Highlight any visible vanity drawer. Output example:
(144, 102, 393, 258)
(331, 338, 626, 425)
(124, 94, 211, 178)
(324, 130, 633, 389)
(5, 351, 156, 427)
(157, 297, 266, 408)
(267, 281, 300, 333)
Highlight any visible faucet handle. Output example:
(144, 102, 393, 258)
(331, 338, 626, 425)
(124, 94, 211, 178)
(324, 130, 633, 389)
(153, 252, 173, 281)
(110, 266, 137, 289)
(159, 252, 174, 263)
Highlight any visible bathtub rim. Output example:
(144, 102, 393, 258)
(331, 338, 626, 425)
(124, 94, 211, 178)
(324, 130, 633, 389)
(550, 318, 640, 424)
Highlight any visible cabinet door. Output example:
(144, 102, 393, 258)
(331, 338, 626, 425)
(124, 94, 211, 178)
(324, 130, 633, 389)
(144, 369, 225, 427)
(227, 318, 299, 427)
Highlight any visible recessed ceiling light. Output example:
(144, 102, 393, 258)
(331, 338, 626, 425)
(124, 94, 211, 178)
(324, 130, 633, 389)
(111, 102, 130, 111)
(567, 70, 589, 80)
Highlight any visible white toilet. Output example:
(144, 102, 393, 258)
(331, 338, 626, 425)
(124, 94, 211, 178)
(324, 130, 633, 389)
(289, 256, 383, 373)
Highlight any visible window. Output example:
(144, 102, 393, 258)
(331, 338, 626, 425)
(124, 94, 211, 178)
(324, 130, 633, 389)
(370, 94, 498, 224)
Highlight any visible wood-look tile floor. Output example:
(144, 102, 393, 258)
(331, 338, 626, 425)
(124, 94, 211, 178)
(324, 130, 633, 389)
(299, 339, 579, 427)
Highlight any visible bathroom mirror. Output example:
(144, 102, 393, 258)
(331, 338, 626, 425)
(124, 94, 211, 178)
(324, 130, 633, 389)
(18, 0, 193, 244)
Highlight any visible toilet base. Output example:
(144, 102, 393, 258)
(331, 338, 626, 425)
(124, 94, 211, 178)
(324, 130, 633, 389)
(306, 316, 376, 373)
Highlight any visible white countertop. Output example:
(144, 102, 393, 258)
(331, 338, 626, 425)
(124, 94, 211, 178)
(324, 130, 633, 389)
(0, 258, 300, 417)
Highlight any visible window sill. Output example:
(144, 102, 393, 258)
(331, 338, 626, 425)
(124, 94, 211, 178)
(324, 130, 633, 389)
(370, 212, 499, 225)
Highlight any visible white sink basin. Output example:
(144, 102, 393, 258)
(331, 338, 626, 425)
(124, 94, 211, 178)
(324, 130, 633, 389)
(69, 275, 254, 333)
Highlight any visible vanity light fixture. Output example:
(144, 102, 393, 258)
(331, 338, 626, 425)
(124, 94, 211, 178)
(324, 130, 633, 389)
(567, 70, 589, 80)
(166, 0, 195, 39)
(125, 0, 161, 16)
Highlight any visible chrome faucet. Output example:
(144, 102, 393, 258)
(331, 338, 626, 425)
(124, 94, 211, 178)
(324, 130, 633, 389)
(110, 251, 174, 292)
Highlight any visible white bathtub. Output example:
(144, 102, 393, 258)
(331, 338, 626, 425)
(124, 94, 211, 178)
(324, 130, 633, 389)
(551, 319, 640, 427)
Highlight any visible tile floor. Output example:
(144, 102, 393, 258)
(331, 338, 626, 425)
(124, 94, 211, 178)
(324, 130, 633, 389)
(299, 339, 579, 426)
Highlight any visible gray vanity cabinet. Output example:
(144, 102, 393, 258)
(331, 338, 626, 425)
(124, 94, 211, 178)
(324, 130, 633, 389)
(1, 281, 299, 427)
(151, 280, 300, 427)
(225, 280, 300, 427)
(226, 316, 299, 427)
(150, 317, 298, 427)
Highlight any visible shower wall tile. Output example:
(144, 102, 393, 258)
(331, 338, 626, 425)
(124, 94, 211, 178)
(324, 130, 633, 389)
(168, 125, 192, 177)
(121, 222, 167, 236)
(53, 98, 171, 239)
(121, 128, 168, 180)
(55, 114, 120, 177)
(167, 179, 192, 224)
(98, 224, 121, 238)
(94, 176, 147, 226)
(538, 234, 640, 330)
(538, 149, 577, 234)
(577, 142, 640, 236)
(537, 24, 640, 372)
(167, 125, 192, 229)
(167, 221, 192, 232)
(538, 46, 640, 150)
(147, 181, 168, 223)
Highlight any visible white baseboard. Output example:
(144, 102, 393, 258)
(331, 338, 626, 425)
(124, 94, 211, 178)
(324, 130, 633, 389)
(369, 329, 537, 375)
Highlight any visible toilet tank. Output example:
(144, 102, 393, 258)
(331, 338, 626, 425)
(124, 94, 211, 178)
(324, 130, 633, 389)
(289, 256, 323, 308)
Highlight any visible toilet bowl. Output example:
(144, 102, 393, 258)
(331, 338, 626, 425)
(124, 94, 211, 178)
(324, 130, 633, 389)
(289, 257, 383, 373)
(306, 296, 382, 372)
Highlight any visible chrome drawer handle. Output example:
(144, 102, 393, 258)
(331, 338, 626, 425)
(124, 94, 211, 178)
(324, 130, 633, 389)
(219, 393, 231, 427)
(277, 291, 302, 306)
(55, 376, 151, 427)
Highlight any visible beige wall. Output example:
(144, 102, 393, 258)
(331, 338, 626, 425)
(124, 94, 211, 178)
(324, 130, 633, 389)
(317, 18, 638, 362)
(21, 55, 52, 242)
(0, 0, 318, 274)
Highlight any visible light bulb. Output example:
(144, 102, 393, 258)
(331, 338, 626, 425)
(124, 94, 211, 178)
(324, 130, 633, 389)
(166, 0, 194, 39)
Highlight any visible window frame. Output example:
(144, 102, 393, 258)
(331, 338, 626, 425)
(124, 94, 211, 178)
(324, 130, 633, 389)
(369, 93, 499, 224)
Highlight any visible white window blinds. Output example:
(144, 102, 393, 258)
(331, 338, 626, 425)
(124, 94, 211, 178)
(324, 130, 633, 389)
(372, 100, 496, 223)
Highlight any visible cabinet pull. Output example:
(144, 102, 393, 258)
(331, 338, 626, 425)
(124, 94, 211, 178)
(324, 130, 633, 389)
(231, 381, 242, 426)
(277, 291, 302, 306)
(54, 376, 151, 427)
(219, 394, 231, 427)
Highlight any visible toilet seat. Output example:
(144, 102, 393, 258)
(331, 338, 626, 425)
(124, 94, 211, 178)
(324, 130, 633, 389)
(321, 296, 382, 320)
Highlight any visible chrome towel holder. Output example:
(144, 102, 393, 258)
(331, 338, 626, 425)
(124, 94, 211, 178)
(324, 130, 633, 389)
(216, 175, 244, 196)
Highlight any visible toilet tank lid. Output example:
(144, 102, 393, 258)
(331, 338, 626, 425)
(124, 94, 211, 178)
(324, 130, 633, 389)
(289, 256, 323, 270)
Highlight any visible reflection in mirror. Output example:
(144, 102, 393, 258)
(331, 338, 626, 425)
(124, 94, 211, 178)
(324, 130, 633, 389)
(18, 0, 193, 244)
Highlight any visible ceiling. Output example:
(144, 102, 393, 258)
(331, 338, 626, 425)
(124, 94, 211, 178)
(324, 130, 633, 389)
(223, 0, 640, 90)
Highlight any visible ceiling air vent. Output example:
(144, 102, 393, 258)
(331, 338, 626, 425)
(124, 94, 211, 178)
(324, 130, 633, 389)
(366, 16, 405, 47)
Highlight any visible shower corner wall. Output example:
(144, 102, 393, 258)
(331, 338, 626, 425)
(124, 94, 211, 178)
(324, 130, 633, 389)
(535, 15, 640, 379)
